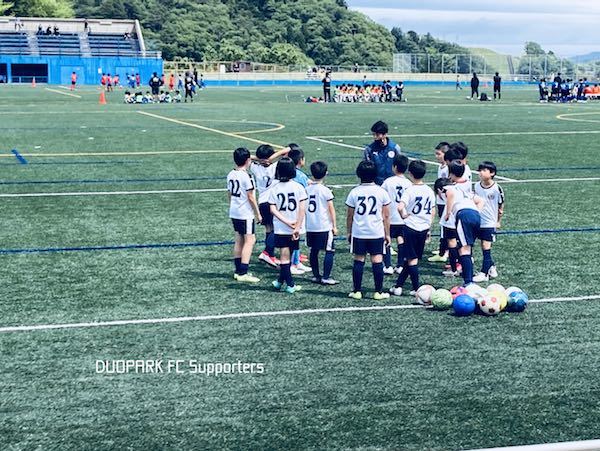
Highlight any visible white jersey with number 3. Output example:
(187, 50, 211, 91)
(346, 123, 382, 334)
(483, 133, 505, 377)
(305, 183, 334, 232)
(400, 184, 435, 231)
(345, 183, 391, 239)
(268, 181, 308, 235)
(381, 175, 412, 225)
(227, 169, 255, 220)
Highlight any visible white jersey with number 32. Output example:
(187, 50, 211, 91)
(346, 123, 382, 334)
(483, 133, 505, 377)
(345, 183, 391, 239)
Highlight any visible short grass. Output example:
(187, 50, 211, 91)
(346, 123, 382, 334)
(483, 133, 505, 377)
(1, 84, 600, 450)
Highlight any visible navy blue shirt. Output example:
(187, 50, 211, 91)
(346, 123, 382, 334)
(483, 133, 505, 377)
(363, 138, 402, 185)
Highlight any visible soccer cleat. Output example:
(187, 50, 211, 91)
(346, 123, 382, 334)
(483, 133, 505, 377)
(291, 265, 305, 275)
(272, 280, 283, 290)
(473, 272, 489, 283)
(431, 250, 440, 256)
(236, 273, 260, 283)
(296, 262, 311, 272)
(444, 263, 462, 271)
(285, 285, 302, 294)
(348, 291, 363, 300)
(488, 266, 498, 278)
(383, 266, 395, 275)
(233, 273, 239, 280)
(442, 269, 461, 277)
(389, 286, 403, 296)
(428, 253, 448, 263)
(299, 254, 309, 263)
(394, 266, 404, 275)
(373, 292, 390, 300)
(310, 276, 322, 284)
(258, 251, 278, 268)
(409, 290, 417, 297)
(321, 278, 339, 285)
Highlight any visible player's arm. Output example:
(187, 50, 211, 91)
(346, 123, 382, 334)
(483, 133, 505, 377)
(497, 185, 505, 228)
(473, 194, 485, 211)
(247, 188, 261, 224)
(397, 200, 409, 219)
(327, 199, 338, 235)
(267, 146, 291, 164)
(293, 199, 306, 240)
(346, 207, 354, 243)
(270, 204, 295, 228)
(382, 203, 391, 246)
(444, 189, 455, 221)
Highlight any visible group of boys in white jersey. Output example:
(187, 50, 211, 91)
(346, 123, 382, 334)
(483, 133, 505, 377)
(227, 132, 505, 299)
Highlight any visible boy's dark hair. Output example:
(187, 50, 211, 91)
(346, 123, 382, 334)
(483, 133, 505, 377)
(408, 160, 427, 180)
(448, 160, 466, 178)
(276, 157, 296, 182)
(478, 161, 497, 177)
(256, 144, 275, 160)
(310, 161, 328, 180)
(434, 177, 452, 194)
(444, 148, 462, 163)
(393, 154, 409, 173)
(450, 142, 468, 159)
(435, 142, 450, 152)
(370, 120, 388, 135)
(288, 146, 305, 166)
(356, 160, 377, 183)
(233, 147, 251, 167)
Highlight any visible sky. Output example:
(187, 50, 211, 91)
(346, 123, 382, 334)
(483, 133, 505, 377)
(347, 0, 600, 57)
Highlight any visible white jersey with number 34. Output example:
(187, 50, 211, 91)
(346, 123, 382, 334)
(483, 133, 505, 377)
(400, 183, 435, 232)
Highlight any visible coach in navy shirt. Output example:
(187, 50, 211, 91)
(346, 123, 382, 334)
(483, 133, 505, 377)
(363, 120, 402, 185)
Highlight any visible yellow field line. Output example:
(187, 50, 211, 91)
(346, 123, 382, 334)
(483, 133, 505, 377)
(44, 88, 82, 99)
(0, 150, 233, 158)
(137, 111, 284, 149)
(185, 119, 286, 135)
(556, 112, 600, 123)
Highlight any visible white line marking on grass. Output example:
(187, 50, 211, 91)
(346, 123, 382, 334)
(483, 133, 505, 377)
(44, 88, 82, 99)
(556, 112, 600, 124)
(0, 111, 129, 115)
(313, 130, 600, 139)
(0, 150, 233, 158)
(137, 111, 283, 149)
(470, 438, 600, 451)
(306, 136, 517, 182)
(0, 188, 225, 198)
(1, 295, 599, 333)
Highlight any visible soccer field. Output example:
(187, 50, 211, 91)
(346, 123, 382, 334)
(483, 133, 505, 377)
(1, 84, 600, 450)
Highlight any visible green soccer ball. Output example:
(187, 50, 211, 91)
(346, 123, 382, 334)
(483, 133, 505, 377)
(431, 289, 453, 310)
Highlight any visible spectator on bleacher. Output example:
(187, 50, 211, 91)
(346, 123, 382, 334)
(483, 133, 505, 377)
(124, 32, 131, 40)
(149, 72, 163, 101)
(46, 26, 52, 35)
(14, 18, 23, 32)
(37, 25, 43, 35)
(84, 19, 89, 33)
(53, 25, 60, 36)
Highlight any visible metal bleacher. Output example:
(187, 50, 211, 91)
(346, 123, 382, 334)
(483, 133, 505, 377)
(0, 31, 29, 55)
(36, 33, 81, 55)
(88, 34, 140, 57)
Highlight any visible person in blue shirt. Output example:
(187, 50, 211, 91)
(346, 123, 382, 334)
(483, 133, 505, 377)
(363, 120, 402, 185)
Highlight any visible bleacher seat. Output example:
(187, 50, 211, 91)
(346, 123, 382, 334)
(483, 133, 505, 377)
(37, 33, 80, 55)
(0, 31, 29, 54)
(88, 34, 139, 56)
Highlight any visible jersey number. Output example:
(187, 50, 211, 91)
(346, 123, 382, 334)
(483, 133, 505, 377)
(263, 176, 272, 188)
(228, 179, 241, 198)
(412, 196, 432, 215)
(356, 196, 377, 216)
(277, 192, 297, 212)
(308, 195, 317, 213)
(395, 186, 404, 203)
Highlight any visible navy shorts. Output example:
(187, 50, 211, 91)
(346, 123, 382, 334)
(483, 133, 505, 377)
(390, 224, 406, 239)
(456, 209, 482, 246)
(443, 226, 458, 240)
(403, 227, 429, 260)
(479, 227, 496, 242)
(259, 202, 273, 227)
(350, 237, 385, 256)
(232, 218, 255, 235)
(306, 231, 335, 252)
(275, 234, 300, 251)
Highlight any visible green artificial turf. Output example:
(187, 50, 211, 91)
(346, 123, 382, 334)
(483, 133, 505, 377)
(1, 84, 599, 450)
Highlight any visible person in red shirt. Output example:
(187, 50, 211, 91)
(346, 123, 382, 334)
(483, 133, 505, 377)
(168, 73, 175, 91)
(106, 74, 113, 92)
(101, 73, 107, 89)
(135, 73, 140, 87)
(113, 74, 120, 88)
(70, 71, 77, 91)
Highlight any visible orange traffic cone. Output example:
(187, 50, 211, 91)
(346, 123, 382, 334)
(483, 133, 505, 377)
(99, 91, 107, 105)
(31, 77, 36, 88)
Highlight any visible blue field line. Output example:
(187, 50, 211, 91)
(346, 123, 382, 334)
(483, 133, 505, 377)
(11, 149, 28, 165)
(0, 227, 598, 255)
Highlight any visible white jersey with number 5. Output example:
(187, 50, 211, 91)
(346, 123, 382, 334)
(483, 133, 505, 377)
(268, 181, 308, 235)
(227, 169, 255, 220)
(400, 183, 435, 231)
(251, 162, 278, 204)
(381, 174, 412, 225)
(305, 183, 334, 232)
(345, 183, 391, 239)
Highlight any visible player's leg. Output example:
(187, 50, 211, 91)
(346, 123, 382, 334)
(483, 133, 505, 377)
(444, 233, 460, 276)
(349, 238, 365, 299)
(395, 234, 405, 272)
(456, 212, 478, 285)
(237, 220, 260, 283)
(308, 233, 321, 282)
(233, 231, 243, 278)
(458, 244, 473, 285)
(275, 246, 291, 289)
(370, 248, 388, 300)
(383, 242, 393, 274)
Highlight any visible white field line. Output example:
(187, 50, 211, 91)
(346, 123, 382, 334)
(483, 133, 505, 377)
(0, 111, 130, 115)
(471, 438, 600, 451)
(44, 88, 82, 99)
(0, 294, 599, 333)
(0, 150, 233, 158)
(311, 130, 600, 139)
(2, 177, 600, 198)
(306, 136, 517, 182)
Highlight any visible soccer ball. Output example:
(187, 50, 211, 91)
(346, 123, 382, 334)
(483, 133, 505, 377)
(507, 291, 529, 312)
(453, 294, 477, 316)
(464, 283, 488, 301)
(505, 286, 523, 297)
(415, 285, 436, 305)
(431, 289, 453, 310)
(488, 290, 508, 311)
(450, 285, 468, 300)
(487, 283, 505, 293)
(478, 293, 503, 316)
